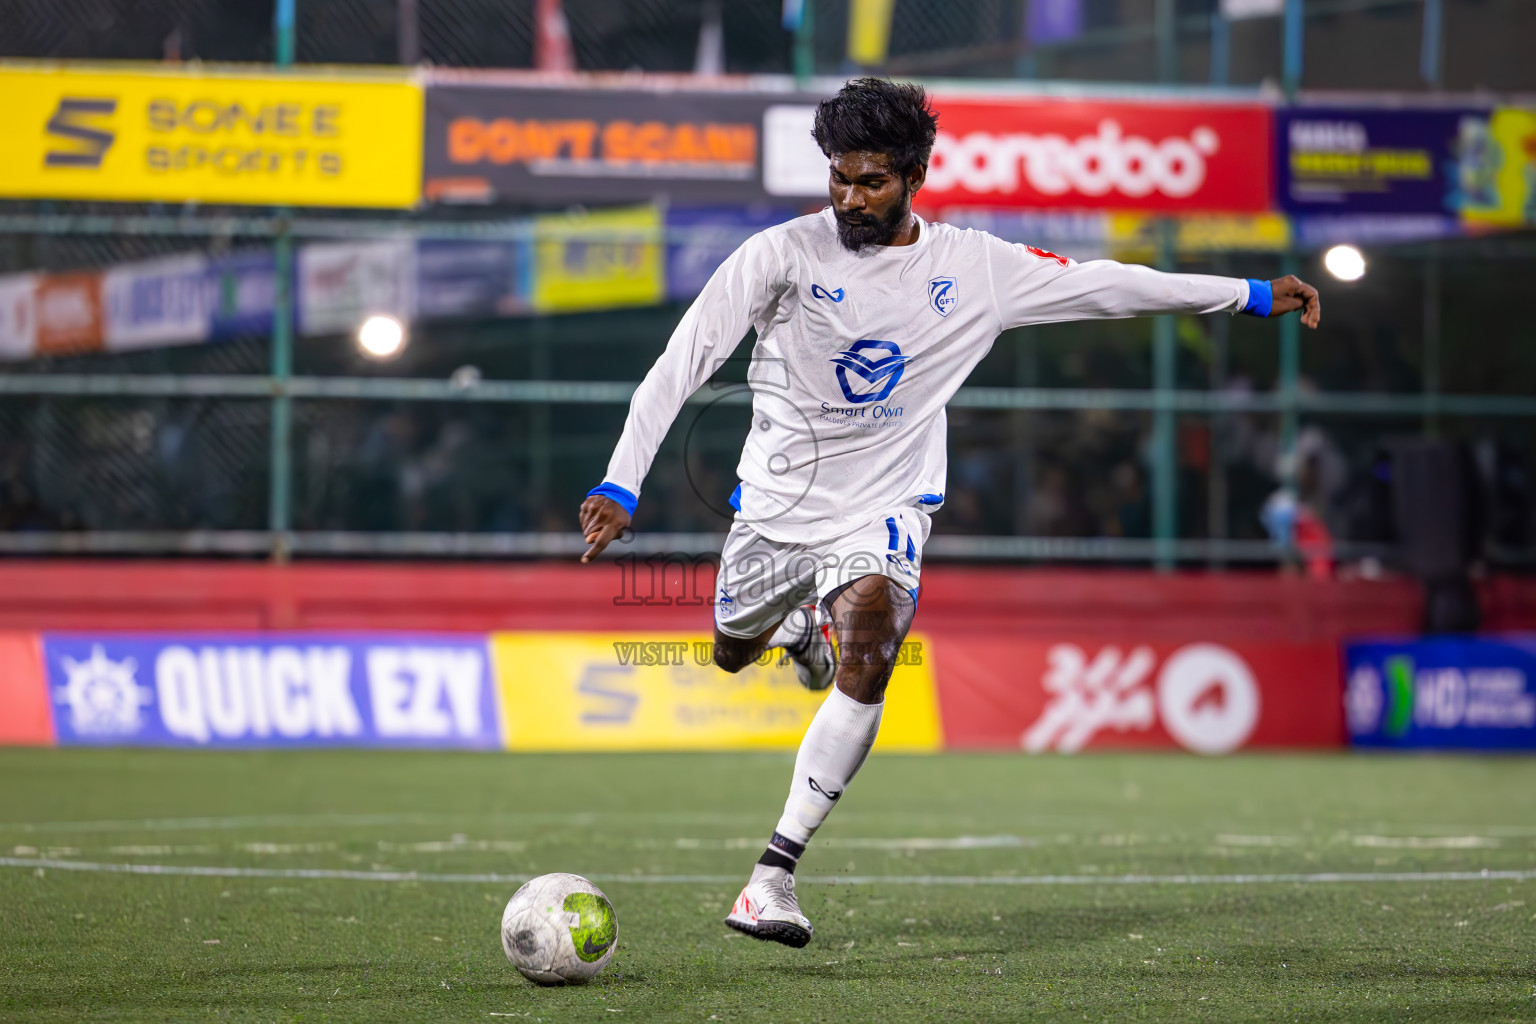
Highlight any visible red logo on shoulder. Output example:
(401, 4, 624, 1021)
(1026, 245, 1071, 267)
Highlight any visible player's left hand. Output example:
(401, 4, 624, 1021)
(1269, 274, 1321, 329)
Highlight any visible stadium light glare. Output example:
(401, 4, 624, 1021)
(1323, 244, 1366, 282)
(356, 314, 407, 359)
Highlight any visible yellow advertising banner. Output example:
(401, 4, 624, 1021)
(1108, 212, 1292, 261)
(0, 63, 422, 208)
(489, 632, 942, 752)
(531, 206, 664, 313)
(1461, 108, 1536, 229)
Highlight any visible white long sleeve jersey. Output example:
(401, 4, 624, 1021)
(600, 208, 1255, 545)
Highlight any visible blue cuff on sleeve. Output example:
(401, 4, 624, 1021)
(1242, 278, 1273, 318)
(587, 482, 638, 516)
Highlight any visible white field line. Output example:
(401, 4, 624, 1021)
(671, 836, 1037, 851)
(9, 812, 1532, 840)
(3, 857, 1535, 887)
(0, 811, 770, 834)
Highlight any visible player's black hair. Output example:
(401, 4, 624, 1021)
(811, 77, 939, 178)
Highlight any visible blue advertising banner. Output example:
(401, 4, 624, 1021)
(1291, 213, 1462, 248)
(1277, 107, 1488, 215)
(43, 634, 500, 749)
(1345, 637, 1536, 749)
(415, 240, 528, 320)
(665, 206, 795, 302)
(206, 250, 279, 340)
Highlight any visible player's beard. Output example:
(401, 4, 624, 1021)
(835, 190, 912, 252)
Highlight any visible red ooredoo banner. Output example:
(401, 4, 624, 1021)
(931, 637, 1342, 752)
(918, 97, 1273, 213)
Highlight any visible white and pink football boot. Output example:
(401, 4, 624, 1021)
(723, 864, 813, 948)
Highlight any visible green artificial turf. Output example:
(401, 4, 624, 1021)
(2, 748, 1534, 1022)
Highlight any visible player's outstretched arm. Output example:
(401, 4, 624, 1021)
(986, 236, 1321, 329)
(1269, 274, 1321, 328)
(576, 231, 786, 562)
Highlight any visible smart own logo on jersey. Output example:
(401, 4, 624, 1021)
(830, 339, 908, 404)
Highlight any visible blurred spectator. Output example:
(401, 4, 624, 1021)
(1109, 462, 1150, 538)
(353, 410, 420, 530)
(1262, 424, 1347, 578)
(401, 419, 478, 530)
(0, 439, 76, 532)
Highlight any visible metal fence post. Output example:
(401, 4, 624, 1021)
(269, 229, 294, 559)
(274, 0, 295, 66)
(1420, 0, 1444, 88)
(1156, 0, 1178, 83)
(398, 0, 419, 64)
(1208, 254, 1231, 567)
(531, 319, 552, 520)
(269, 0, 296, 560)
(1283, 0, 1305, 98)
(1424, 248, 1442, 434)
(794, 0, 816, 85)
(1209, 9, 1231, 85)
(1152, 220, 1178, 571)
(1279, 252, 1300, 469)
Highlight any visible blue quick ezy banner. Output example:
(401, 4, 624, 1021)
(43, 634, 500, 749)
(1345, 637, 1536, 749)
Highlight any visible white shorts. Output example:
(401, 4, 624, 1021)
(713, 507, 930, 639)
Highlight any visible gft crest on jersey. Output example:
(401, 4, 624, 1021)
(830, 339, 908, 404)
(928, 277, 958, 317)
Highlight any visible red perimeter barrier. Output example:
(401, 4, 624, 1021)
(0, 632, 50, 746)
(1, 561, 1533, 751)
(3, 560, 1531, 634)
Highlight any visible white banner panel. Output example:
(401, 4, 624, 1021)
(103, 254, 212, 352)
(0, 275, 37, 361)
(299, 240, 415, 337)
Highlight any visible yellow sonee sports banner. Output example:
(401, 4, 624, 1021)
(489, 632, 942, 752)
(0, 63, 422, 208)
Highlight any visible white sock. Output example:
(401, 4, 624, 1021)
(768, 605, 814, 653)
(773, 687, 883, 844)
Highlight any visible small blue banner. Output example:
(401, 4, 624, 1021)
(43, 634, 500, 749)
(665, 207, 796, 302)
(1345, 637, 1536, 749)
(415, 240, 529, 320)
(206, 250, 280, 340)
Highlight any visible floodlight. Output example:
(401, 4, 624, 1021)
(356, 314, 407, 358)
(1323, 244, 1366, 282)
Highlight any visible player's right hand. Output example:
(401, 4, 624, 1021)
(1269, 274, 1322, 329)
(579, 495, 631, 563)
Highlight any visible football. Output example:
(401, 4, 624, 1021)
(500, 873, 618, 985)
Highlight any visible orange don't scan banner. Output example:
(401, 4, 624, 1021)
(422, 81, 821, 206)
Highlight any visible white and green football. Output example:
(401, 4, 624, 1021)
(500, 873, 618, 985)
